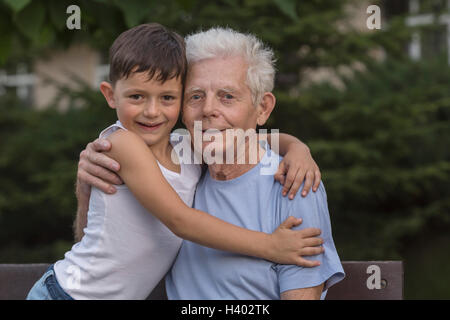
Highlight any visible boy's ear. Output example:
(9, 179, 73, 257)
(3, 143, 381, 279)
(256, 92, 276, 126)
(99, 81, 117, 109)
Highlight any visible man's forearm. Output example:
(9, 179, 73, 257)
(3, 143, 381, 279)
(281, 283, 324, 300)
(73, 180, 90, 242)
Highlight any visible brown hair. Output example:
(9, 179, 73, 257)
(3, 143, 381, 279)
(109, 23, 187, 86)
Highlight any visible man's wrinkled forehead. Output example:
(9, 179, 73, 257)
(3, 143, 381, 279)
(185, 85, 241, 95)
(185, 57, 249, 93)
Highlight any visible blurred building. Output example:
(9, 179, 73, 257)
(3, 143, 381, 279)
(0, 44, 109, 110)
(0, 0, 448, 108)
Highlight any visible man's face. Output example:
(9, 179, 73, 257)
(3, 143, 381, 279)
(182, 56, 259, 159)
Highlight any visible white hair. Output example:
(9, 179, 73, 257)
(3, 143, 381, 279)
(185, 27, 276, 106)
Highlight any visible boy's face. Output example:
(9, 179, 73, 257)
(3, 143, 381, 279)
(101, 71, 182, 147)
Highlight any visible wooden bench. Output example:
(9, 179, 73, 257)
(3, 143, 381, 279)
(0, 261, 403, 300)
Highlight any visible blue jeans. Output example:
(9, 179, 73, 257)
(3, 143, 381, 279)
(26, 265, 74, 300)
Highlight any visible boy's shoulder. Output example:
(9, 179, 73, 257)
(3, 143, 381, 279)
(104, 129, 149, 162)
(106, 127, 141, 145)
(99, 121, 127, 139)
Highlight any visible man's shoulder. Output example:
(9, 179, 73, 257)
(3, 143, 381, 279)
(272, 180, 328, 218)
(289, 181, 327, 206)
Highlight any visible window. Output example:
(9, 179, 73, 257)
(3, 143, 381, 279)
(383, 0, 450, 63)
(0, 63, 35, 103)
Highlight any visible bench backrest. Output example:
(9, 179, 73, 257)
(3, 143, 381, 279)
(0, 261, 403, 300)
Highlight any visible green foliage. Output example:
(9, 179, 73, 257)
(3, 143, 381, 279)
(270, 58, 450, 259)
(0, 87, 116, 262)
(0, 0, 380, 72)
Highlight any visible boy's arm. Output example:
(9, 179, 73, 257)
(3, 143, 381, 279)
(105, 129, 324, 267)
(267, 133, 321, 199)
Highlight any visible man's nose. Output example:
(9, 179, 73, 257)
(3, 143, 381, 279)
(202, 95, 219, 118)
(143, 100, 161, 118)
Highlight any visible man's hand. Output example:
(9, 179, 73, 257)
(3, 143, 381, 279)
(268, 216, 324, 267)
(274, 143, 321, 200)
(77, 138, 123, 195)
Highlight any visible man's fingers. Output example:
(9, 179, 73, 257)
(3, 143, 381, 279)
(312, 169, 321, 192)
(86, 148, 120, 172)
(78, 170, 116, 194)
(296, 257, 321, 268)
(301, 170, 314, 197)
(80, 160, 122, 185)
(92, 138, 112, 152)
(86, 139, 118, 171)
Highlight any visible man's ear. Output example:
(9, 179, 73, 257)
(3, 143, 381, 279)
(99, 81, 117, 109)
(256, 92, 276, 126)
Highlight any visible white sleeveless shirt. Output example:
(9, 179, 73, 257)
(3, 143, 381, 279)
(54, 121, 202, 299)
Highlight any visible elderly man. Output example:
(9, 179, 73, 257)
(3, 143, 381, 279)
(76, 27, 344, 300)
(163, 28, 345, 300)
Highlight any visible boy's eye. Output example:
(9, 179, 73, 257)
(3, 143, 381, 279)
(162, 95, 175, 101)
(129, 94, 142, 100)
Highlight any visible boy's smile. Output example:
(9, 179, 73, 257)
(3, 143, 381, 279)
(136, 121, 164, 131)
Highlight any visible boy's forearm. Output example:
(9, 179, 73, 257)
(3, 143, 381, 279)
(267, 132, 310, 156)
(174, 209, 274, 260)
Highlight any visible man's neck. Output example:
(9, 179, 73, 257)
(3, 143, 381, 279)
(208, 144, 266, 181)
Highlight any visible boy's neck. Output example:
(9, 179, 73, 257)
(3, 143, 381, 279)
(149, 136, 181, 174)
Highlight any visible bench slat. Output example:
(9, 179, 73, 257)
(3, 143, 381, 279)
(0, 261, 403, 300)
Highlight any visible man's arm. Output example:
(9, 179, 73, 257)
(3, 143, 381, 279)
(73, 179, 90, 242)
(73, 140, 124, 241)
(281, 283, 324, 300)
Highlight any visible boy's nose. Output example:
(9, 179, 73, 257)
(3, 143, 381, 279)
(143, 101, 161, 118)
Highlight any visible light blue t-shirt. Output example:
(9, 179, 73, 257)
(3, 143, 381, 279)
(166, 148, 345, 300)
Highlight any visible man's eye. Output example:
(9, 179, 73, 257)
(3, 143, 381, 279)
(162, 95, 175, 101)
(224, 94, 234, 99)
(191, 94, 202, 100)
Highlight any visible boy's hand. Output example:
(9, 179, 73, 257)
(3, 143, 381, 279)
(274, 143, 321, 199)
(77, 138, 123, 195)
(268, 216, 324, 267)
